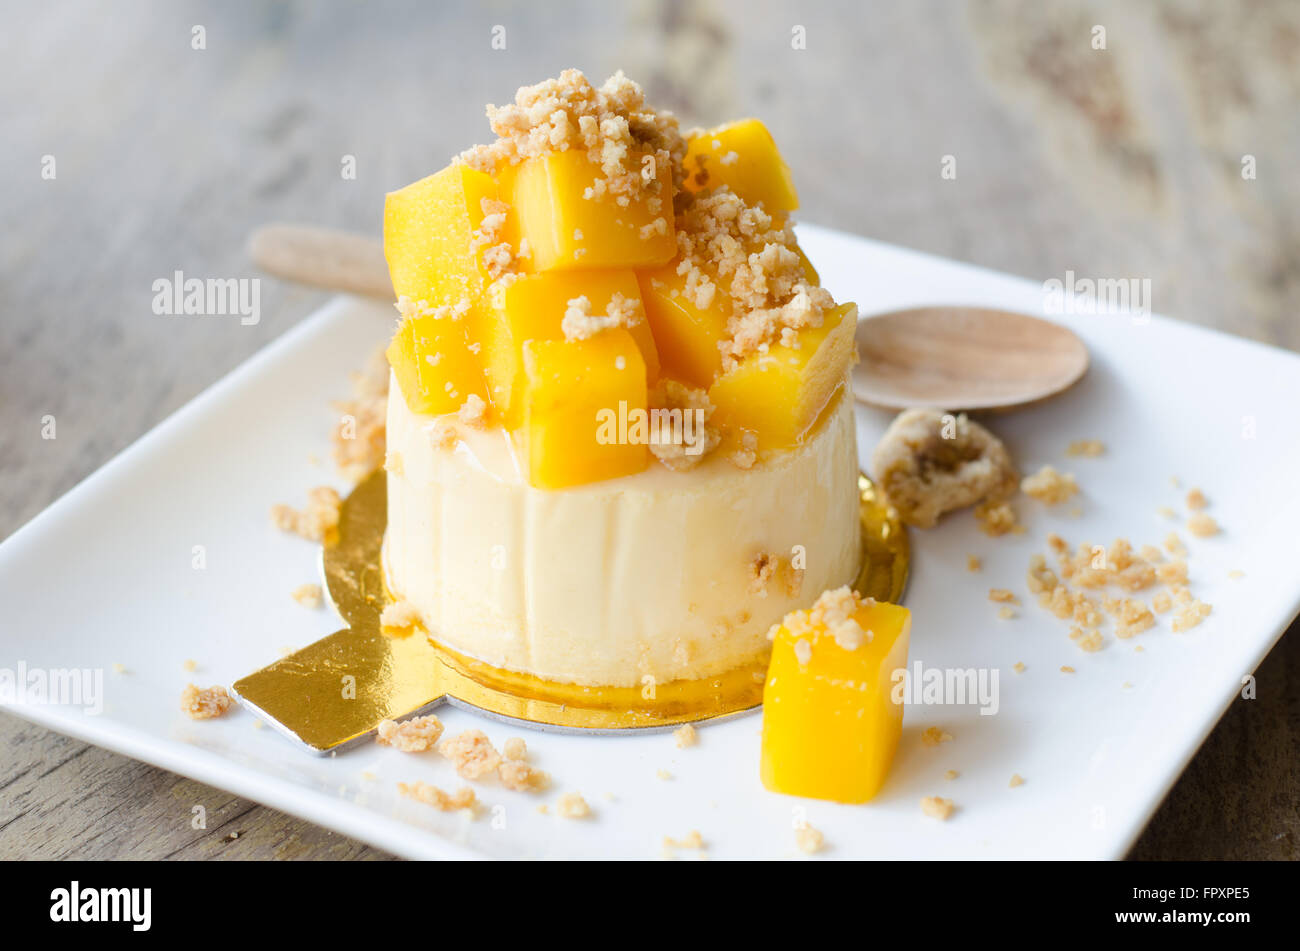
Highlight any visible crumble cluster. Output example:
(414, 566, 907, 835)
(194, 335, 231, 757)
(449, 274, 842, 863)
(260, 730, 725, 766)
(181, 684, 233, 720)
(646, 380, 722, 471)
(377, 714, 445, 752)
(561, 292, 644, 342)
(457, 68, 686, 207)
(870, 409, 1020, 529)
(271, 486, 341, 542)
(332, 346, 389, 483)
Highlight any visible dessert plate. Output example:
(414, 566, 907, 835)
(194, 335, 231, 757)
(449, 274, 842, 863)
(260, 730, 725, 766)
(3, 223, 1298, 859)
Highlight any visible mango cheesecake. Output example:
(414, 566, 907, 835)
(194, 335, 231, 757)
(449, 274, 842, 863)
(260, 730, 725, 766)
(380, 69, 861, 688)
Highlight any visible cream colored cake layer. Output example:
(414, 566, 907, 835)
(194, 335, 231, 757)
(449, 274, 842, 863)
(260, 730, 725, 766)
(383, 374, 861, 687)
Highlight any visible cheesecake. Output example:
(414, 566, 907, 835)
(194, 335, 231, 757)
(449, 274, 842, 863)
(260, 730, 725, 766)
(380, 69, 862, 688)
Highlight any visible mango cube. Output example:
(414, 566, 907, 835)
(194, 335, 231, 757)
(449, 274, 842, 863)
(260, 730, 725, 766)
(511, 150, 675, 271)
(636, 266, 730, 389)
(522, 330, 649, 489)
(386, 310, 488, 416)
(684, 119, 799, 217)
(383, 163, 506, 308)
(477, 270, 658, 428)
(761, 591, 911, 803)
(708, 302, 858, 449)
(638, 244, 822, 389)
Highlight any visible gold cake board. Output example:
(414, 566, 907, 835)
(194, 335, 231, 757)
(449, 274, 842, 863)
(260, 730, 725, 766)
(232, 470, 908, 754)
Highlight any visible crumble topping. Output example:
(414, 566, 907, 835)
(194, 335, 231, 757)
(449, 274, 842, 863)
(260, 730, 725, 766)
(1186, 488, 1208, 510)
(438, 729, 503, 779)
(870, 409, 1019, 529)
(967, 555, 982, 572)
(1013, 662, 1026, 673)
(988, 588, 1018, 604)
(181, 684, 232, 720)
(376, 714, 445, 752)
(1172, 599, 1212, 632)
(1066, 439, 1106, 457)
(499, 760, 550, 792)
(1021, 465, 1079, 505)
(1187, 513, 1219, 538)
(557, 792, 591, 819)
(975, 500, 1023, 537)
(502, 737, 528, 761)
(379, 599, 421, 634)
(647, 380, 721, 470)
(1060, 666, 1076, 673)
(795, 824, 824, 854)
(458, 394, 489, 428)
(664, 830, 705, 850)
(673, 724, 698, 749)
(921, 726, 953, 746)
(291, 583, 323, 609)
(671, 188, 834, 367)
(332, 347, 389, 482)
(561, 292, 643, 341)
(457, 68, 686, 203)
(1009, 773, 1025, 788)
(797, 585, 872, 650)
(398, 781, 477, 813)
(271, 486, 341, 542)
(728, 431, 759, 470)
(921, 796, 955, 820)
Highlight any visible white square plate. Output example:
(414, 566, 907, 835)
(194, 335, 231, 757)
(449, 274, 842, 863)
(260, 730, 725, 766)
(3, 224, 1298, 859)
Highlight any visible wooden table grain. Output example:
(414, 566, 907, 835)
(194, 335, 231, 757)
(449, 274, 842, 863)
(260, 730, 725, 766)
(1, 0, 1296, 860)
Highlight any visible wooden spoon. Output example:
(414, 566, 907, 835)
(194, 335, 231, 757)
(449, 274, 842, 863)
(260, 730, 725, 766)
(248, 225, 1089, 411)
(851, 306, 1089, 411)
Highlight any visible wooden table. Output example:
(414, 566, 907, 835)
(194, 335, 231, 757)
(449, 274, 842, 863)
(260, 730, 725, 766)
(2, 0, 1296, 860)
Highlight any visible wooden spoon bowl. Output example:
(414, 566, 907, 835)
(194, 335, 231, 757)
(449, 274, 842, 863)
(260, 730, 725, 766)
(852, 306, 1089, 411)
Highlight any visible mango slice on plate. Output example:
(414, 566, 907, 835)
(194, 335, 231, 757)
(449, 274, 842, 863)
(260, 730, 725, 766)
(383, 163, 509, 309)
(522, 329, 649, 489)
(511, 149, 676, 271)
(708, 302, 858, 449)
(684, 119, 799, 217)
(761, 591, 912, 804)
(477, 270, 658, 428)
(386, 309, 489, 416)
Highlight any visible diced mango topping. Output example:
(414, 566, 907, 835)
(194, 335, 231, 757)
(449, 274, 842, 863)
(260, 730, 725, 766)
(381, 70, 850, 488)
(386, 306, 488, 416)
(511, 150, 676, 271)
(478, 270, 658, 428)
(684, 119, 798, 217)
(384, 164, 507, 309)
(522, 329, 649, 489)
(709, 302, 858, 450)
(761, 590, 911, 804)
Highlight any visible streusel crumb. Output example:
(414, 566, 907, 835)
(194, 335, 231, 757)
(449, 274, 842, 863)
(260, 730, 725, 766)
(664, 830, 705, 850)
(1186, 488, 1208, 510)
(795, 824, 824, 854)
(438, 729, 503, 780)
(1187, 513, 1219, 538)
(499, 759, 550, 792)
(673, 724, 698, 749)
(1009, 773, 1025, 788)
(557, 792, 591, 819)
(975, 500, 1023, 537)
(967, 555, 982, 572)
(332, 348, 389, 482)
(181, 684, 232, 720)
(502, 737, 528, 761)
(988, 588, 1019, 604)
(290, 583, 323, 609)
(458, 393, 489, 428)
(379, 599, 421, 634)
(398, 781, 477, 813)
(1066, 440, 1105, 457)
(921, 796, 955, 820)
(1172, 599, 1212, 632)
(376, 714, 444, 752)
(1021, 465, 1079, 505)
(921, 726, 952, 746)
(271, 486, 341, 542)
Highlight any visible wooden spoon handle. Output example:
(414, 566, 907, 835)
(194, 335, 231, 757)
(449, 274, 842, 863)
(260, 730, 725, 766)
(247, 224, 392, 300)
